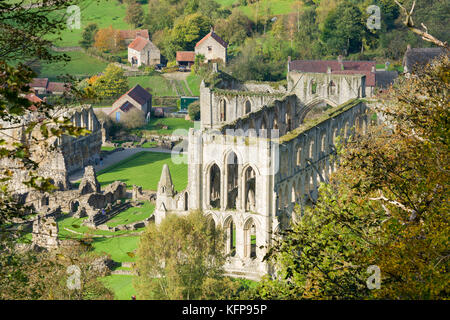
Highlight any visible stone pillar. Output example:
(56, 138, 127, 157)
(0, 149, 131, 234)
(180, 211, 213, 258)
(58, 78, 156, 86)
(235, 222, 245, 259)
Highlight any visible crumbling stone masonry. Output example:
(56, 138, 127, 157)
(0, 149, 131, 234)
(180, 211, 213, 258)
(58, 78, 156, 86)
(155, 68, 373, 280)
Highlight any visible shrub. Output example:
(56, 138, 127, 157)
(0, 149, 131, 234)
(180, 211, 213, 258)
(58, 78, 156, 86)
(121, 108, 146, 129)
(188, 100, 200, 121)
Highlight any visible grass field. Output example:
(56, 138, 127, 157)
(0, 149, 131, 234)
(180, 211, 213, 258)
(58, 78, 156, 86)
(128, 75, 177, 97)
(216, 0, 298, 16)
(51, 0, 143, 47)
(91, 236, 141, 263)
(97, 151, 188, 191)
(39, 51, 108, 80)
(187, 74, 202, 96)
(101, 274, 136, 300)
(106, 202, 155, 228)
(137, 117, 194, 136)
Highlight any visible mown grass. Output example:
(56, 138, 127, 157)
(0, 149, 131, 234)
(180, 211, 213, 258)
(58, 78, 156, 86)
(186, 73, 202, 96)
(101, 274, 136, 300)
(136, 117, 194, 136)
(128, 75, 177, 97)
(97, 151, 188, 191)
(106, 202, 155, 228)
(216, 0, 298, 16)
(38, 50, 108, 80)
(50, 0, 145, 47)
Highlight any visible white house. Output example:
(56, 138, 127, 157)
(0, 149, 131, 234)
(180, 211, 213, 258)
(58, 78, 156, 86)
(195, 27, 228, 64)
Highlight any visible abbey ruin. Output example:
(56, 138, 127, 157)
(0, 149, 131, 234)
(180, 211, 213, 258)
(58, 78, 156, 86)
(155, 64, 372, 280)
(0, 105, 102, 194)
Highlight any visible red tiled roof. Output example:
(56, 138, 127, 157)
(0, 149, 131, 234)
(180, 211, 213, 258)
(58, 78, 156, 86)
(29, 78, 48, 88)
(176, 51, 195, 62)
(128, 36, 151, 51)
(25, 93, 43, 104)
(110, 85, 152, 115)
(47, 82, 68, 93)
(119, 29, 149, 40)
(289, 60, 376, 86)
(195, 31, 228, 49)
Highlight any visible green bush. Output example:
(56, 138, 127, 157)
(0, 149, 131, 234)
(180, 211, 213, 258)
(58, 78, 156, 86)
(188, 100, 200, 121)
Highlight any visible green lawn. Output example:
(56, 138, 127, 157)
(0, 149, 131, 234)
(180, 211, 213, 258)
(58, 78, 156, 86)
(216, 0, 298, 16)
(101, 274, 136, 300)
(92, 236, 141, 263)
(101, 146, 115, 151)
(39, 51, 108, 80)
(128, 75, 177, 97)
(57, 214, 145, 239)
(137, 117, 194, 136)
(106, 202, 155, 228)
(186, 74, 202, 96)
(51, 0, 145, 47)
(97, 151, 188, 191)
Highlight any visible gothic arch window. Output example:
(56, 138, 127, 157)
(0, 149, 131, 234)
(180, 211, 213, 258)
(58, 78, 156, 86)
(245, 100, 251, 114)
(285, 103, 292, 132)
(321, 133, 327, 153)
(311, 80, 317, 94)
(244, 218, 257, 259)
(220, 99, 227, 122)
(226, 152, 239, 210)
(209, 163, 221, 209)
(244, 166, 256, 212)
(308, 140, 315, 160)
(223, 217, 236, 256)
(296, 145, 302, 167)
(329, 80, 336, 95)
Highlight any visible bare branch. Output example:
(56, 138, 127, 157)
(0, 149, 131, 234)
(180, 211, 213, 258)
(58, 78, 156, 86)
(394, 0, 448, 48)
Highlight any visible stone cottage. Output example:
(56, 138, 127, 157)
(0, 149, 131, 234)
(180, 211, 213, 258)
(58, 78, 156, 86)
(109, 84, 152, 122)
(195, 27, 228, 64)
(128, 36, 161, 67)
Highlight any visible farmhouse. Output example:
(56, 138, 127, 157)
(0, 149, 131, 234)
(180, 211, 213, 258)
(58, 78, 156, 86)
(195, 27, 228, 64)
(29, 78, 49, 95)
(128, 36, 161, 67)
(119, 29, 149, 44)
(110, 84, 152, 122)
(28, 78, 69, 95)
(176, 51, 195, 68)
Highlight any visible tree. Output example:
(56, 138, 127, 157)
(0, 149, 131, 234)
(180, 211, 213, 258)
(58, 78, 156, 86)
(214, 9, 253, 46)
(125, 1, 145, 28)
(0, 241, 114, 300)
(92, 64, 129, 100)
(134, 211, 237, 300)
(188, 100, 200, 121)
(94, 26, 123, 53)
(247, 54, 450, 299)
(121, 108, 146, 129)
(166, 13, 211, 58)
(320, 2, 366, 56)
(79, 23, 99, 49)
